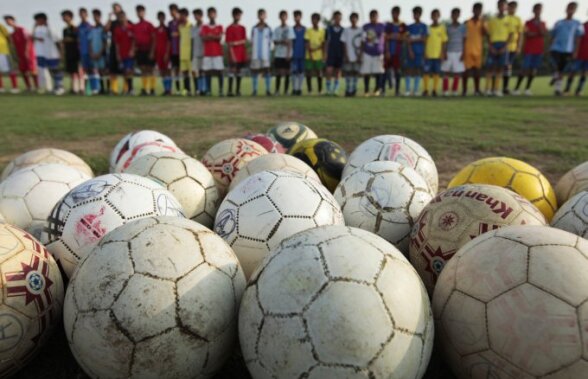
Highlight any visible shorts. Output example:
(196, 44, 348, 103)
(522, 54, 543, 70)
(385, 55, 402, 70)
(576, 60, 588, 72)
(424, 59, 442, 74)
(228, 62, 246, 72)
(506, 51, 517, 66)
(251, 59, 271, 70)
(17, 54, 36, 73)
(65, 56, 79, 74)
(406, 53, 424, 69)
(291, 58, 305, 74)
(121, 58, 134, 72)
(486, 42, 508, 68)
(91, 57, 106, 71)
(343, 61, 361, 74)
(361, 54, 385, 75)
(81, 54, 93, 70)
(156, 56, 170, 71)
(551, 51, 573, 73)
(305, 60, 325, 71)
(274, 58, 290, 70)
(202, 56, 224, 71)
(191, 57, 203, 73)
(441, 52, 465, 73)
(136, 51, 154, 67)
(109, 52, 121, 74)
(326, 55, 344, 69)
(170, 55, 180, 70)
(0, 54, 11, 73)
(180, 59, 191, 72)
(464, 53, 483, 69)
(37, 57, 60, 70)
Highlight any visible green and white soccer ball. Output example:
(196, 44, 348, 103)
(551, 191, 588, 238)
(1, 148, 94, 181)
(0, 163, 91, 239)
(125, 152, 219, 228)
(64, 217, 246, 379)
(239, 225, 434, 379)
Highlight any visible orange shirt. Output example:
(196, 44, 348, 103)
(465, 18, 484, 56)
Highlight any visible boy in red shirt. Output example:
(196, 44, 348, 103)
(514, 3, 547, 95)
(575, 21, 588, 96)
(113, 11, 135, 95)
(154, 11, 171, 95)
(4, 16, 37, 91)
(225, 7, 247, 96)
(134, 5, 155, 95)
(200, 7, 224, 96)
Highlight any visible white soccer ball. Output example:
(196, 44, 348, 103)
(229, 153, 320, 191)
(124, 152, 219, 228)
(334, 161, 433, 255)
(433, 225, 588, 379)
(109, 132, 133, 173)
(214, 170, 344, 278)
(0, 224, 64, 378)
(40, 173, 185, 278)
(239, 225, 434, 379)
(555, 161, 588, 205)
(64, 216, 246, 379)
(202, 138, 267, 196)
(1, 148, 93, 181)
(0, 164, 91, 239)
(0, 212, 4, 223)
(343, 135, 439, 194)
(115, 142, 183, 173)
(551, 191, 588, 238)
(410, 184, 547, 294)
(110, 130, 179, 173)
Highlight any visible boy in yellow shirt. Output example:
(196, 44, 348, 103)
(178, 8, 193, 95)
(423, 9, 447, 96)
(304, 13, 325, 94)
(0, 22, 19, 93)
(503, 1, 523, 94)
(485, 0, 514, 96)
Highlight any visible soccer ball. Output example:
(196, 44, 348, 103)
(290, 138, 348, 193)
(343, 135, 439, 195)
(334, 161, 433, 255)
(109, 130, 177, 173)
(0, 212, 4, 223)
(555, 161, 588, 205)
(244, 133, 286, 153)
(410, 184, 546, 294)
(0, 164, 91, 239)
(551, 191, 588, 238)
(0, 224, 64, 377)
(1, 148, 94, 181)
(115, 141, 183, 173)
(433, 225, 588, 379)
(214, 170, 344, 278)
(64, 216, 246, 379)
(40, 173, 185, 278)
(267, 122, 318, 151)
(124, 152, 219, 228)
(201, 138, 267, 196)
(448, 157, 558, 221)
(239, 225, 434, 379)
(229, 153, 320, 192)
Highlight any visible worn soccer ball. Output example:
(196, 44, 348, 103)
(1, 148, 94, 181)
(115, 141, 183, 173)
(448, 157, 558, 221)
(410, 184, 546, 294)
(239, 225, 434, 379)
(0, 224, 64, 377)
(124, 152, 219, 228)
(64, 216, 246, 379)
(433, 226, 588, 379)
(555, 161, 588, 205)
(0, 164, 91, 239)
(214, 170, 344, 278)
(244, 133, 286, 154)
(343, 135, 439, 195)
(202, 138, 267, 196)
(551, 191, 588, 238)
(41, 173, 185, 278)
(334, 161, 433, 255)
(266, 122, 318, 151)
(290, 138, 348, 192)
(229, 153, 320, 192)
(109, 130, 178, 173)
(0, 212, 4, 223)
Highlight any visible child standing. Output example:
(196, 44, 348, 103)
(61, 10, 81, 94)
(405, 7, 428, 96)
(341, 12, 362, 97)
(325, 11, 344, 96)
(273, 11, 295, 95)
(291, 10, 306, 96)
(360, 10, 386, 97)
(226, 7, 247, 97)
(442, 8, 465, 96)
(178, 8, 192, 95)
(113, 11, 135, 95)
(385, 7, 406, 96)
(200, 7, 224, 96)
(305, 13, 326, 94)
(423, 9, 447, 97)
(33, 13, 63, 94)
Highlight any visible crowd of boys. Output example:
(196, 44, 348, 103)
(0, 1, 587, 97)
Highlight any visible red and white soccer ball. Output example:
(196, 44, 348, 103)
(201, 138, 267, 196)
(110, 130, 179, 173)
(1, 148, 94, 181)
(0, 224, 64, 377)
(40, 173, 185, 278)
(244, 133, 286, 154)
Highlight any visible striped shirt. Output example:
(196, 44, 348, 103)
(251, 24, 273, 61)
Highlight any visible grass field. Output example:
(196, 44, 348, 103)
(1, 76, 587, 378)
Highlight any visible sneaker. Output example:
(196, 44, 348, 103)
(443, 91, 450, 97)
(475, 91, 484, 97)
(494, 91, 503, 97)
(236, 92, 242, 97)
(485, 90, 493, 97)
(364, 92, 372, 98)
(227, 92, 235, 97)
(555, 90, 563, 96)
(54, 88, 65, 96)
(503, 89, 511, 96)
(150, 90, 156, 96)
(373, 90, 381, 97)
(266, 91, 272, 97)
(251, 91, 257, 97)
(10, 88, 20, 94)
(0, 88, 5, 93)
(524, 89, 533, 96)
(453, 91, 459, 97)
(512, 90, 521, 96)
(140, 89, 148, 96)
(404, 91, 412, 97)
(422, 91, 429, 97)
(432, 91, 438, 97)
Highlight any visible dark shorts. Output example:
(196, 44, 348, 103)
(121, 58, 134, 72)
(136, 50, 154, 67)
(326, 55, 344, 69)
(576, 60, 588, 72)
(291, 58, 305, 74)
(386, 55, 402, 70)
(522, 54, 543, 70)
(274, 58, 291, 70)
(551, 51, 573, 73)
(229, 62, 247, 71)
(65, 56, 79, 74)
(109, 51, 121, 74)
(170, 55, 180, 69)
(424, 59, 442, 74)
(80, 54, 93, 70)
(506, 51, 517, 66)
(486, 42, 508, 68)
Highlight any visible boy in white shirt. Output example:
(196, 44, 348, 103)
(251, 9, 273, 96)
(273, 10, 295, 95)
(341, 12, 362, 96)
(32, 13, 63, 94)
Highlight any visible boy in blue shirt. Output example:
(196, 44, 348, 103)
(88, 9, 107, 94)
(405, 7, 428, 96)
(78, 8, 93, 94)
(325, 11, 344, 96)
(550, 2, 584, 95)
(291, 10, 306, 96)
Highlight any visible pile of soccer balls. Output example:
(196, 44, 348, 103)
(0, 123, 586, 379)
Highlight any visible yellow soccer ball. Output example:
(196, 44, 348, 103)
(448, 157, 557, 220)
(290, 138, 348, 192)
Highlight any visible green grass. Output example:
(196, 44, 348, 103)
(1, 76, 587, 379)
